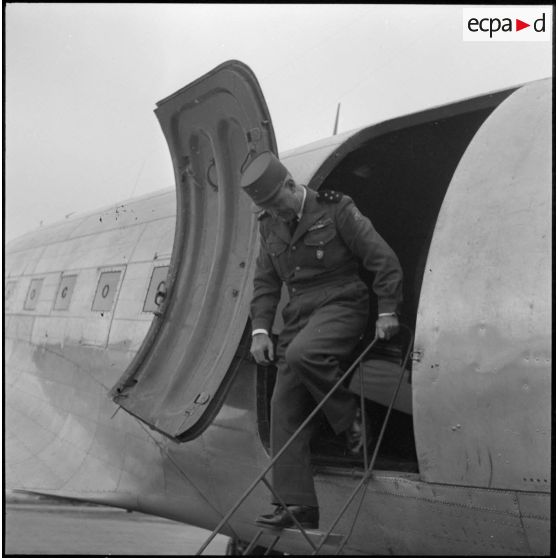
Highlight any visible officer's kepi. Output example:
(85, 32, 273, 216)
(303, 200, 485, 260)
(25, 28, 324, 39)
(240, 151, 288, 206)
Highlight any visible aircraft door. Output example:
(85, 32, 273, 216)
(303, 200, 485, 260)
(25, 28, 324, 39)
(111, 61, 277, 440)
(412, 79, 551, 491)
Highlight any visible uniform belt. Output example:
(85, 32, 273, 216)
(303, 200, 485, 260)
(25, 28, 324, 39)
(286, 272, 362, 295)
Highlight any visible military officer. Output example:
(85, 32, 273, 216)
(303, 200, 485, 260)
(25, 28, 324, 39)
(240, 151, 403, 530)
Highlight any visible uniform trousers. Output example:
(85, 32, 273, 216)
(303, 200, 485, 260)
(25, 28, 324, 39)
(270, 278, 369, 507)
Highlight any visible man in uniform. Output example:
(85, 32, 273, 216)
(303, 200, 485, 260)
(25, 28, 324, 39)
(240, 151, 403, 530)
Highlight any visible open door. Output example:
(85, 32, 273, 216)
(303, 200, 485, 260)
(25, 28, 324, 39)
(111, 60, 277, 441)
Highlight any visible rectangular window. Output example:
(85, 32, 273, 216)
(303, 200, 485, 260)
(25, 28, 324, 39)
(24, 278, 44, 311)
(143, 266, 169, 312)
(53, 275, 78, 311)
(4, 281, 17, 306)
(92, 271, 122, 312)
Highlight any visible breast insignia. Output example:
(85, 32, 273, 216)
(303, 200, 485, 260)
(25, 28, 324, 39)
(317, 190, 343, 203)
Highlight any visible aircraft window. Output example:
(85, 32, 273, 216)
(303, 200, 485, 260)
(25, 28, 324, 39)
(5, 281, 18, 309)
(53, 274, 78, 311)
(92, 271, 122, 312)
(23, 278, 44, 311)
(143, 266, 169, 312)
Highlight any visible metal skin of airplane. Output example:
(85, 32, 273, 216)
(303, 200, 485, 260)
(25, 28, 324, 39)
(5, 61, 551, 555)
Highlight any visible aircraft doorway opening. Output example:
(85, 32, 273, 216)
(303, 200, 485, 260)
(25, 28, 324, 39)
(256, 98, 510, 473)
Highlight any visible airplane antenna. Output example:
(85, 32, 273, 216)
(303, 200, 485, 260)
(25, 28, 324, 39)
(333, 102, 341, 135)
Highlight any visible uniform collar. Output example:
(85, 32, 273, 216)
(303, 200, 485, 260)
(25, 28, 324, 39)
(268, 187, 322, 246)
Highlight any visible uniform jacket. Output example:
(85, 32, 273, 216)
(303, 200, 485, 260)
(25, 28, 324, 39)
(250, 187, 403, 332)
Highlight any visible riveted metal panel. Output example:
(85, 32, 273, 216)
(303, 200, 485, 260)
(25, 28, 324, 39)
(53, 275, 78, 311)
(91, 271, 122, 312)
(23, 278, 44, 311)
(70, 188, 175, 239)
(413, 79, 551, 491)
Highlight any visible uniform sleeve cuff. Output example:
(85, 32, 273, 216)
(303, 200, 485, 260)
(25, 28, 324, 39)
(252, 328, 269, 336)
(377, 295, 401, 314)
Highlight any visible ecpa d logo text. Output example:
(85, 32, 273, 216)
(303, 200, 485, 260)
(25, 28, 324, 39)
(463, 8, 552, 42)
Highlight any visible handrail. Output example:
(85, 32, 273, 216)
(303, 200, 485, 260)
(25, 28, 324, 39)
(197, 323, 414, 555)
(312, 323, 414, 555)
(196, 331, 384, 554)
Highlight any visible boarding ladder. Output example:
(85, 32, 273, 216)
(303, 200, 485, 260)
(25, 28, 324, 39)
(196, 324, 414, 555)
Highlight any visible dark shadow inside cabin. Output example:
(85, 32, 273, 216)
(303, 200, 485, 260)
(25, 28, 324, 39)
(257, 102, 505, 473)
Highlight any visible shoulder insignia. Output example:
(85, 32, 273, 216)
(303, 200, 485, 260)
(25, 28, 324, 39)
(317, 189, 343, 204)
(350, 205, 364, 222)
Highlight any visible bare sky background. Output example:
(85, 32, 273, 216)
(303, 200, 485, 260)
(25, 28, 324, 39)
(5, 4, 553, 242)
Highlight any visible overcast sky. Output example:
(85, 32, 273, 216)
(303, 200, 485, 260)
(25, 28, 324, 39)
(5, 4, 552, 242)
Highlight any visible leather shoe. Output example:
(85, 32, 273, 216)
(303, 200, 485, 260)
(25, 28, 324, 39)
(256, 505, 319, 529)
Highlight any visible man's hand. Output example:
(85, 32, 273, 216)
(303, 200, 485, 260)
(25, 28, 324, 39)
(375, 314, 400, 340)
(250, 333, 275, 365)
